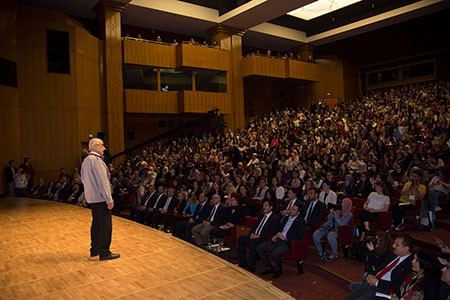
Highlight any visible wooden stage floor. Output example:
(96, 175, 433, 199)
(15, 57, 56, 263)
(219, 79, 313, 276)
(0, 197, 293, 300)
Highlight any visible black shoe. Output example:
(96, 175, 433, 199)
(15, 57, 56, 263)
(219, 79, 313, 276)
(99, 253, 120, 261)
(260, 267, 274, 275)
(239, 262, 248, 268)
(90, 252, 99, 257)
(271, 271, 282, 279)
(247, 266, 256, 273)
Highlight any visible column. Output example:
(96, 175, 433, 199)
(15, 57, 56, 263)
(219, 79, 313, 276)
(94, 0, 128, 157)
(207, 24, 245, 130)
(293, 43, 316, 62)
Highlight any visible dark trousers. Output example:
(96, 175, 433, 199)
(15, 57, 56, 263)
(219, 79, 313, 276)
(237, 235, 265, 268)
(175, 220, 197, 242)
(256, 239, 290, 272)
(343, 283, 384, 300)
(90, 202, 112, 257)
(391, 201, 415, 227)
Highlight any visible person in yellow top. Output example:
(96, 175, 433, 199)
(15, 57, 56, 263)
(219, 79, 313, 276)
(392, 167, 426, 231)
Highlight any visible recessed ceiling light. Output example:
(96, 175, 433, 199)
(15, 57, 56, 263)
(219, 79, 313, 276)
(287, 0, 363, 21)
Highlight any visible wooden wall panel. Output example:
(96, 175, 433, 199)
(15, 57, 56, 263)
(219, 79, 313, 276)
(75, 26, 104, 150)
(287, 60, 320, 81)
(181, 91, 231, 114)
(241, 55, 286, 78)
(177, 43, 229, 71)
(125, 89, 179, 114)
(123, 39, 176, 68)
(311, 57, 345, 103)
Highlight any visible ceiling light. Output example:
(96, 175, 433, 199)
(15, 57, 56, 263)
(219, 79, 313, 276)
(288, 0, 363, 21)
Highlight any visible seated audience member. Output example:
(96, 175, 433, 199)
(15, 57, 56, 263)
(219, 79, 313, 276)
(341, 174, 355, 196)
(191, 194, 224, 246)
(256, 202, 305, 279)
(31, 178, 47, 198)
(435, 237, 450, 261)
(344, 234, 414, 300)
(153, 187, 179, 230)
(354, 172, 373, 198)
(253, 178, 269, 202)
(349, 231, 394, 291)
(318, 180, 338, 209)
(392, 167, 426, 231)
(313, 198, 353, 262)
(439, 260, 450, 300)
(211, 193, 244, 240)
(145, 185, 167, 226)
(417, 167, 449, 231)
(281, 188, 300, 217)
(66, 183, 82, 204)
(359, 181, 390, 240)
(58, 176, 71, 202)
(390, 250, 441, 300)
(175, 192, 211, 242)
(42, 180, 56, 200)
(238, 200, 279, 272)
(301, 188, 326, 233)
(134, 185, 157, 223)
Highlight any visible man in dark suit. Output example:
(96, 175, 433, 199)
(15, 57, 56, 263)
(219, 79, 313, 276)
(281, 188, 300, 217)
(256, 201, 305, 279)
(145, 185, 167, 226)
(153, 187, 179, 230)
(301, 187, 325, 233)
(134, 185, 157, 223)
(238, 199, 279, 273)
(192, 194, 224, 246)
(58, 176, 72, 202)
(344, 234, 414, 300)
(175, 192, 211, 242)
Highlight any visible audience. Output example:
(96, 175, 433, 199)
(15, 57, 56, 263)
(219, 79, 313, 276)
(3, 80, 450, 297)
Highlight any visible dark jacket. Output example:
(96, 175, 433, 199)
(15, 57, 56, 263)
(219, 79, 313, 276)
(160, 195, 179, 214)
(366, 250, 396, 273)
(374, 254, 414, 296)
(301, 200, 326, 230)
(222, 205, 245, 226)
(143, 191, 158, 208)
(193, 201, 212, 224)
(250, 212, 279, 241)
(278, 215, 306, 247)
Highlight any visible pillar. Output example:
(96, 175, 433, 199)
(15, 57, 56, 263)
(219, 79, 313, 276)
(94, 0, 128, 157)
(207, 24, 245, 130)
(293, 43, 316, 62)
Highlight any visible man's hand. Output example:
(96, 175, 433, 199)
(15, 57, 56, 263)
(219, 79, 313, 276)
(277, 232, 286, 240)
(107, 202, 114, 210)
(250, 233, 259, 239)
(203, 221, 210, 226)
(366, 241, 375, 251)
(159, 209, 167, 214)
(188, 218, 194, 223)
(366, 275, 378, 286)
(390, 294, 399, 300)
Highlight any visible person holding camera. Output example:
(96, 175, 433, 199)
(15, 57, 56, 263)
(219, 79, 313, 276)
(313, 198, 353, 262)
(349, 231, 394, 291)
(359, 181, 390, 241)
(392, 167, 426, 231)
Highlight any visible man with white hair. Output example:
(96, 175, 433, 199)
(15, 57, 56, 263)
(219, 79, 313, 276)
(81, 138, 120, 261)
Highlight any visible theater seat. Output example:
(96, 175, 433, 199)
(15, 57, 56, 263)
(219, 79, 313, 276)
(281, 238, 308, 274)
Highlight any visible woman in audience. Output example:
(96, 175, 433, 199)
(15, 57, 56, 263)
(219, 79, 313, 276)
(390, 249, 442, 300)
(354, 172, 373, 198)
(313, 198, 353, 262)
(359, 181, 390, 240)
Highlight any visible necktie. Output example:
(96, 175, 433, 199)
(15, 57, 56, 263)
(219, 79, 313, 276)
(376, 257, 400, 280)
(153, 194, 163, 208)
(255, 215, 267, 235)
(307, 202, 314, 220)
(208, 205, 217, 222)
(287, 200, 294, 210)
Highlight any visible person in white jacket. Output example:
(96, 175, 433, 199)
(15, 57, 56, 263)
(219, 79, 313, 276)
(81, 138, 120, 261)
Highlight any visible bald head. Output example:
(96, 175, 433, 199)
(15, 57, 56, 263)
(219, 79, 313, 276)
(89, 138, 105, 155)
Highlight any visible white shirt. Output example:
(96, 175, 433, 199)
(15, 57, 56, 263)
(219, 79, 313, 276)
(367, 192, 390, 210)
(319, 190, 337, 206)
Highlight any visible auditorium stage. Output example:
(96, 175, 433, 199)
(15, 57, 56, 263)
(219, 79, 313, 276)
(0, 197, 293, 299)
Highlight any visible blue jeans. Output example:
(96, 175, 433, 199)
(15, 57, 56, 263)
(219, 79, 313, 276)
(420, 189, 446, 229)
(313, 229, 338, 255)
(349, 272, 368, 291)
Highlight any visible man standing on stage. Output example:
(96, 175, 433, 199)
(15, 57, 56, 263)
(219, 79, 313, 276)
(81, 138, 120, 261)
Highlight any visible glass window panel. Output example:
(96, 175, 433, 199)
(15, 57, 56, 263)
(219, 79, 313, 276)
(195, 70, 227, 92)
(123, 65, 157, 90)
(160, 69, 192, 91)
